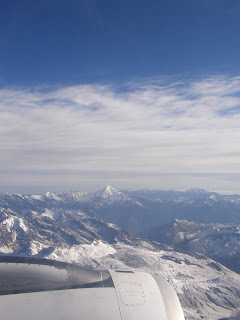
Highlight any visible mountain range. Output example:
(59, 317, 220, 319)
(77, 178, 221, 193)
(0, 185, 240, 319)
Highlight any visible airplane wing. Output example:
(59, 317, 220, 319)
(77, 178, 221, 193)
(0, 256, 185, 320)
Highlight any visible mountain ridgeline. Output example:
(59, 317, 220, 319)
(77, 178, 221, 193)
(1, 186, 240, 320)
(1, 186, 240, 235)
(0, 185, 240, 272)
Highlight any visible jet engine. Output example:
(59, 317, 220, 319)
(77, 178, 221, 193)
(0, 256, 185, 320)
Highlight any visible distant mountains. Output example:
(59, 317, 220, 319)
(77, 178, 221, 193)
(1, 185, 240, 237)
(1, 185, 240, 272)
(1, 186, 240, 319)
(150, 219, 240, 274)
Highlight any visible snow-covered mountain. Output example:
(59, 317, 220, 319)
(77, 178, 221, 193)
(124, 188, 224, 201)
(1, 186, 240, 264)
(1, 202, 240, 319)
(1, 186, 240, 254)
(91, 185, 140, 205)
(121, 188, 240, 235)
(1, 186, 240, 319)
(0, 204, 133, 256)
(150, 219, 240, 274)
(33, 185, 139, 206)
(2, 186, 240, 232)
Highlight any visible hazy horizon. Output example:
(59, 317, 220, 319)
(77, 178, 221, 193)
(1, 183, 240, 196)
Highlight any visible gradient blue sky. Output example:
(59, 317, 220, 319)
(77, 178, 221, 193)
(1, 0, 240, 86)
(1, 0, 240, 193)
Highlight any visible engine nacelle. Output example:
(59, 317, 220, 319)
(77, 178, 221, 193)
(0, 256, 185, 320)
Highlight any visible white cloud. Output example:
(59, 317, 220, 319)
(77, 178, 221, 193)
(1, 75, 240, 193)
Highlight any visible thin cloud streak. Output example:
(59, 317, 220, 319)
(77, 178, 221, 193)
(1, 75, 240, 192)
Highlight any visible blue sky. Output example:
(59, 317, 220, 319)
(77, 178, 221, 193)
(1, 0, 240, 193)
(1, 0, 240, 86)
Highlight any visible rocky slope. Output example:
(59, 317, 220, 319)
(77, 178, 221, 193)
(0, 204, 132, 256)
(151, 219, 240, 274)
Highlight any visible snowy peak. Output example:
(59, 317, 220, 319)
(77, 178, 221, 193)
(99, 185, 119, 199)
(93, 185, 133, 204)
(105, 185, 116, 192)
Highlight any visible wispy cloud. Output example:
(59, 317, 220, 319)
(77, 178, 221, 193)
(1, 75, 240, 192)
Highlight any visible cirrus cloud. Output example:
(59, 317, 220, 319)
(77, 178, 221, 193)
(1, 75, 240, 193)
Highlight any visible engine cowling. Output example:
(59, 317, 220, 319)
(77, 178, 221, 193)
(0, 256, 185, 320)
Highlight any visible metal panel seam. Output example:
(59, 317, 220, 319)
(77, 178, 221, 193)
(114, 283, 124, 320)
(100, 272, 104, 287)
(152, 276, 170, 320)
(110, 271, 123, 320)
